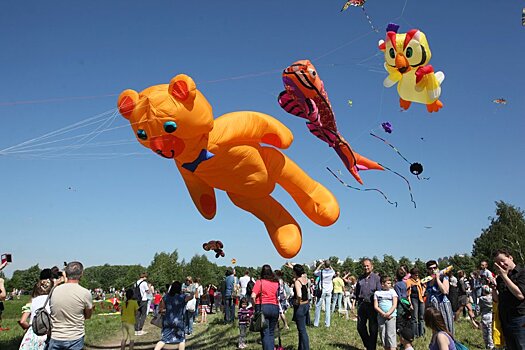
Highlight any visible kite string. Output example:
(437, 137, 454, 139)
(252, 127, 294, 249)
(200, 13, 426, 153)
(327, 167, 398, 207)
(370, 132, 411, 165)
(378, 163, 417, 208)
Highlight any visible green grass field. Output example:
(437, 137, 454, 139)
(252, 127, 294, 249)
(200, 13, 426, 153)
(0, 298, 486, 349)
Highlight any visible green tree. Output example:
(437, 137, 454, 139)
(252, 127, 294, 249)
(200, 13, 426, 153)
(147, 250, 184, 287)
(9, 264, 41, 291)
(473, 201, 525, 265)
(184, 254, 222, 286)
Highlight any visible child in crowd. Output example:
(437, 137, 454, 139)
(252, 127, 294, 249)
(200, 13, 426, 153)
(237, 297, 253, 349)
(120, 289, 139, 350)
(373, 276, 398, 350)
(199, 291, 209, 324)
(424, 307, 457, 350)
(399, 327, 414, 350)
(478, 285, 494, 350)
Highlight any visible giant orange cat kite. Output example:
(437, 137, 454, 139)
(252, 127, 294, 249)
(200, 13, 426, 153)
(117, 74, 340, 258)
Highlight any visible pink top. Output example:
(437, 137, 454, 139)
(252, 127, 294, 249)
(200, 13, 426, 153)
(252, 280, 279, 305)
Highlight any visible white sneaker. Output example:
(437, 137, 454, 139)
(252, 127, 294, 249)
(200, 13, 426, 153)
(134, 331, 139, 336)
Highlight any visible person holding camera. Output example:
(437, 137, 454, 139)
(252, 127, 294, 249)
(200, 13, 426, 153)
(313, 260, 335, 328)
(355, 258, 381, 350)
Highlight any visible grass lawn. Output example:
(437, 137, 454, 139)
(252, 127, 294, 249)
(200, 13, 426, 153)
(1, 299, 486, 349)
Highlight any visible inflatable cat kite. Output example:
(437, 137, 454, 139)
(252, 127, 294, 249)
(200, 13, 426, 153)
(117, 74, 340, 258)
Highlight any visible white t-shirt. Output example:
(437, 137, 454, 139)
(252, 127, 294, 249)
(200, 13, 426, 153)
(136, 279, 149, 301)
(30, 295, 50, 324)
(196, 284, 203, 298)
(314, 268, 335, 293)
(239, 275, 251, 295)
(374, 288, 398, 316)
(50, 283, 93, 340)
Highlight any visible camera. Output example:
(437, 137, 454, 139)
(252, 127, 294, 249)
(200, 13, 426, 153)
(1, 253, 12, 263)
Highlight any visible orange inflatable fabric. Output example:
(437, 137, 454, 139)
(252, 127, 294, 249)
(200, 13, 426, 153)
(118, 74, 340, 258)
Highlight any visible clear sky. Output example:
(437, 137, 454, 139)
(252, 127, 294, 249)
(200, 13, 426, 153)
(1, 0, 524, 277)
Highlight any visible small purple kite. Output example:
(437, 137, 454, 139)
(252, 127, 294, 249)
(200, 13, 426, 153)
(381, 122, 392, 134)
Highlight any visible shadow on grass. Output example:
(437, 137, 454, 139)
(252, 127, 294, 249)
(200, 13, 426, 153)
(85, 340, 158, 349)
(0, 336, 24, 350)
(327, 343, 361, 350)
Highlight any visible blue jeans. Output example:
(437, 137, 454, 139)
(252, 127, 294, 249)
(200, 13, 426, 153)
(314, 292, 332, 327)
(294, 303, 310, 350)
(410, 298, 425, 337)
(256, 304, 279, 350)
(500, 314, 525, 350)
(47, 337, 84, 350)
(331, 293, 343, 313)
(185, 309, 194, 334)
(224, 296, 235, 323)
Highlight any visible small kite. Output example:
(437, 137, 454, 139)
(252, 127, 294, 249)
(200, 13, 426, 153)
(231, 258, 237, 265)
(278, 60, 383, 185)
(347, 100, 353, 107)
(522, 8, 525, 26)
(493, 98, 507, 105)
(379, 23, 445, 113)
(381, 122, 392, 134)
(340, 0, 378, 32)
(203, 240, 225, 258)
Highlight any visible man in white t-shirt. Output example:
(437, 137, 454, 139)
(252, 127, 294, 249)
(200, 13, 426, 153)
(48, 261, 93, 350)
(134, 272, 149, 335)
(239, 271, 251, 299)
(313, 260, 335, 327)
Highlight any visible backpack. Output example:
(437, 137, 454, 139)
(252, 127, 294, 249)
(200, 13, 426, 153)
(133, 280, 145, 301)
(32, 288, 55, 339)
(454, 340, 469, 350)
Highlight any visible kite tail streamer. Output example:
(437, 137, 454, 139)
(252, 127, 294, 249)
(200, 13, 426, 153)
(379, 163, 417, 208)
(362, 6, 379, 33)
(370, 132, 411, 165)
(326, 167, 398, 207)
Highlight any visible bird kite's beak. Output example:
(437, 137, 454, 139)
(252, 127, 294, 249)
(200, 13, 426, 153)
(395, 53, 410, 74)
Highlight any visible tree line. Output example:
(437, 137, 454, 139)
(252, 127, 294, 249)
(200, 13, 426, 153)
(2, 201, 524, 292)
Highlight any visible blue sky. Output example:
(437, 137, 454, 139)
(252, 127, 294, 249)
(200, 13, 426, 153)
(1, 1, 524, 277)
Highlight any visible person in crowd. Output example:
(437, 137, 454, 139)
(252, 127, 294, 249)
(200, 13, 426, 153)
(292, 264, 310, 350)
(424, 307, 456, 350)
(223, 268, 237, 324)
(120, 289, 138, 350)
(146, 283, 155, 315)
(373, 275, 398, 350)
(493, 248, 525, 350)
(331, 271, 345, 314)
(470, 271, 482, 312)
(478, 285, 494, 350)
(199, 288, 209, 324)
(153, 289, 162, 317)
(356, 259, 382, 350)
(406, 267, 425, 338)
(207, 284, 216, 313)
(343, 274, 358, 317)
(154, 281, 194, 350)
(193, 278, 202, 322)
(447, 270, 459, 314)
(182, 277, 196, 336)
(134, 272, 150, 336)
(454, 270, 479, 329)
(239, 271, 252, 300)
(237, 297, 253, 349)
(394, 267, 410, 333)
(479, 260, 495, 287)
(18, 279, 53, 350)
(425, 260, 454, 336)
(313, 260, 335, 328)
(250, 264, 279, 350)
(275, 270, 290, 330)
(48, 261, 93, 350)
(0, 262, 6, 331)
(399, 327, 414, 350)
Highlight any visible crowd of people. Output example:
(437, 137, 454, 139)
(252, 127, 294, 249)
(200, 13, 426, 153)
(1, 247, 525, 350)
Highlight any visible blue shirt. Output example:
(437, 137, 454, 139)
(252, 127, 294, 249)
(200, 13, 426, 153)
(224, 275, 235, 297)
(394, 280, 408, 299)
(355, 272, 381, 303)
